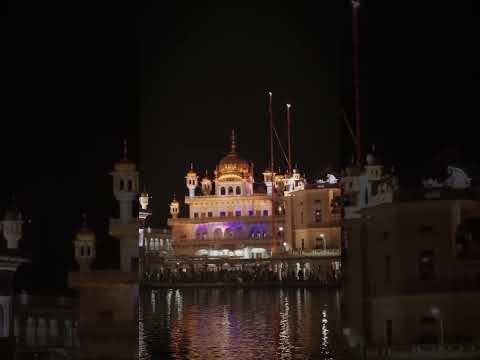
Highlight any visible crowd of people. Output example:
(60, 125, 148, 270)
(142, 264, 340, 285)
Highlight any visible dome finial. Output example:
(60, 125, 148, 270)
(230, 129, 236, 154)
(81, 212, 88, 228)
(123, 139, 128, 159)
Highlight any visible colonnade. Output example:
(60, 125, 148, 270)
(16, 315, 79, 348)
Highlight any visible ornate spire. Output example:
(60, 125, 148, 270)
(230, 129, 236, 154)
(81, 212, 88, 228)
(123, 139, 128, 159)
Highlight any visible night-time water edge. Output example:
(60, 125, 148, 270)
(139, 287, 344, 360)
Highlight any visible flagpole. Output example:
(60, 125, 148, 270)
(287, 103, 292, 176)
(352, 0, 362, 165)
(268, 91, 277, 254)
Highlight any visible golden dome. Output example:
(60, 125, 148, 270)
(217, 130, 251, 180)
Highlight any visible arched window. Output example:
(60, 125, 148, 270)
(221, 187, 226, 195)
(80, 247, 84, 257)
(213, 228, 223, 239)
(235, 186, 241, 195)
(196, 229, 208, 239)
(234, 228, 242, 238)
(128, 180, 132, 191)
(224, 228, 233, 238)
(86, 246, 91, 256)
(228, 186, 234, 195)
(119, 180, 124, 191)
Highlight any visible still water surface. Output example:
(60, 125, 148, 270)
(139, 288, 344, 360)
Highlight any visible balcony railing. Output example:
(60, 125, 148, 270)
(288, 248, 341, 257)
(168, 215, 285, 225)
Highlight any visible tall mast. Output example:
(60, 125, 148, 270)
(352, 0, 362, 165)
(287, 103, 292, 176)
(268, 91, 277, 254)
(268, 92, 274, 174)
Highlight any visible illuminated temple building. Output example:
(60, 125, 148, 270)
(167, 131, 285, 259)
(140, 130, 343, 278)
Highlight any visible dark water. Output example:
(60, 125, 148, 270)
(139, 287, 344, 360)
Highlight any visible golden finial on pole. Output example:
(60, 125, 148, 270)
(230, 129, 236, 153)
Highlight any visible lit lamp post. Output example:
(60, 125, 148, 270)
(430, 307, 444, 348)
(320, 233, 326, 252)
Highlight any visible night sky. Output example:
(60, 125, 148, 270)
(3, 1, 477, 286)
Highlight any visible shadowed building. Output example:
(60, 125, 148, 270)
(0, 207, 79, 359)
(68, 145, 139, 359)
(341, 153, 480, 353)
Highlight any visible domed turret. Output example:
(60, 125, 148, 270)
(201, 170, 212, 195)
(366, 145, 378, 166)
(365, 145, 383, 180)
(263, 169, 274, 195)
(110, 139, 139, 223)
(139, 189, 149, 210)
(1, 201, 23, 250)
(185, 163, 199, 197)
(74, 214, 96, 272)
(170, 195, 180, 218)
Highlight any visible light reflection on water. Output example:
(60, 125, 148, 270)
(139, 288, 342, 360)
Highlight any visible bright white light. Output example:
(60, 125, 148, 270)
(286, 103, 291, 108)
(268, 91, 272, 96)
(279, 226, 284, 231)
(283, 242, 287, 247)
(320, 233, 325, 238)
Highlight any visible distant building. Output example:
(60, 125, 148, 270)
(341, 153, 480, 350)
(284, 182, 342, 256)
(0, 206, 79, 359)
(68, 142, 139, 359)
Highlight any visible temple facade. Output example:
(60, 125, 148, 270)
(167, 131, 284, 259)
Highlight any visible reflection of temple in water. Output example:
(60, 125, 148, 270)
(140, 287, 342, 360)
(0, 205, 79, 359)
(67, 142, 139, 359)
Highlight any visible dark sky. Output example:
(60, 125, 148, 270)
(2, 1, 478, 284)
